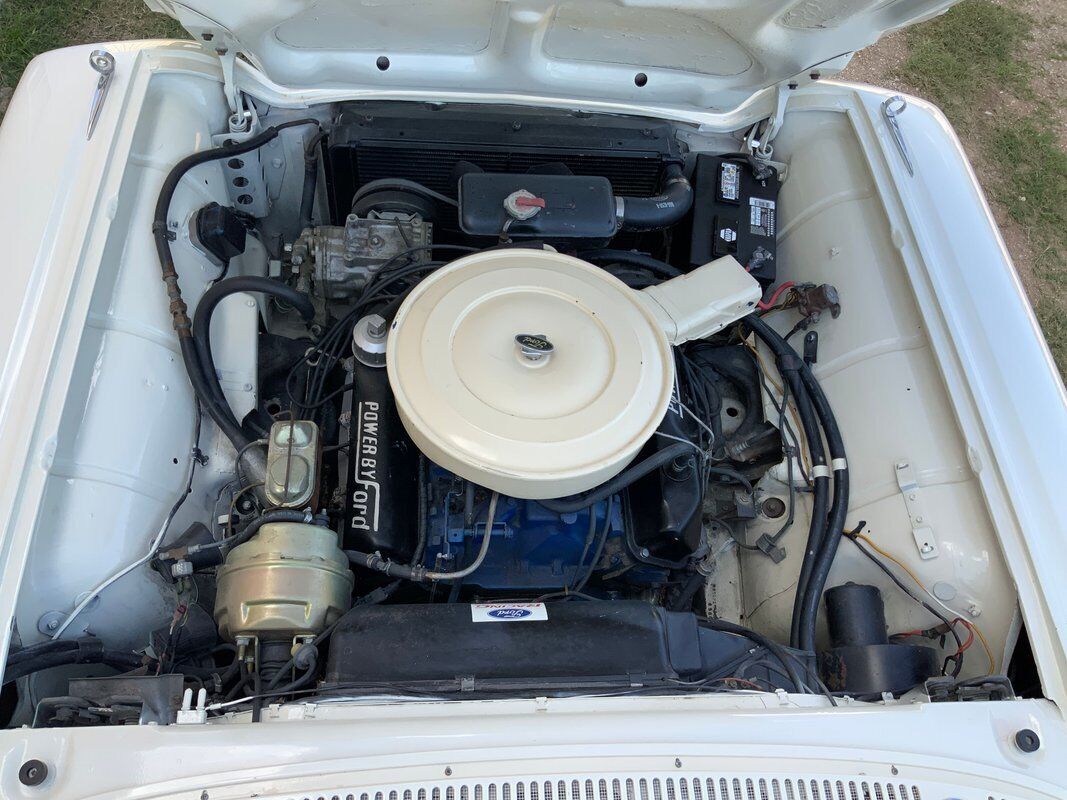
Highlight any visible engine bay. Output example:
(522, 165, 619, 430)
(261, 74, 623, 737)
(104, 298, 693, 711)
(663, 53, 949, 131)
(2, 100, 1027, 728)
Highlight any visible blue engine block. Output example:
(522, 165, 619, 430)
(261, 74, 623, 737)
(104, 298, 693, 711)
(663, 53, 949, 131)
(422, 466, 627, 591)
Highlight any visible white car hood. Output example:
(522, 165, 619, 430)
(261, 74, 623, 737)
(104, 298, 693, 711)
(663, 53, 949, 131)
(147, 0, 957, 116)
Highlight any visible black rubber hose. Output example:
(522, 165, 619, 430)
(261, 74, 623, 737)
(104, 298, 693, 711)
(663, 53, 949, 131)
(346, 551, 425, 581)
(3, 648, 145, 685)
(153, 118, 319, 452)
(263, 580, 401, 693)
(671, 571, 706, 612)
(299, 130, 327, 231)
(182, 337, 252, 449)
(195, 509, 312, 554)
(743, 314, 833, 649)
(6, 639, 79, 666)
(537, 442, 693, 514)
(767, 338, 849, 652)
(269, 655, 320, 695)
(192, 276, 314, 432)
(706, 465, 754, 494)
(697, 617, 806, 693)
(299, 164, 317, 231)
(794, 367, 850, 653)
(616, 164, 693, 232)
(786, 386, 829, 645)
(580, 249, 682, 278)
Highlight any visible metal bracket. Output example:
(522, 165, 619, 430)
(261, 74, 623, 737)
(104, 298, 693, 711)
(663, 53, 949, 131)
(161, 5, 250, 131)
(218, 46, 254, 134)
(743, 83, 791, 160)
(211, 115, 271, 217)
(895, 460, 939, 559)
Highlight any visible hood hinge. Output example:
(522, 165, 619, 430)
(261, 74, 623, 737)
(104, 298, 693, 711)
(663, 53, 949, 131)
(145, 3, 253, 133)
(215, 42, 254, 134)
(743, 82, 792, 160)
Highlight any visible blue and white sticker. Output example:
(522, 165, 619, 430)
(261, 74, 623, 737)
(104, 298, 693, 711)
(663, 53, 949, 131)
(471, 603, 548, 622)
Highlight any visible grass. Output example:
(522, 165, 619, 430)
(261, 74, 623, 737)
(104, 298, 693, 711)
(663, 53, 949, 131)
(989, 119, 1067, 363)
(899, 0, 1066, 380)
(0, 0, 185, 87)
(899, 0, 1033, 114)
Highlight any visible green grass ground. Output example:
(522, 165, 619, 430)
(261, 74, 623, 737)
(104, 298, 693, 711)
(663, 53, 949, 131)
(0, 0, 184, 87)
(896, 0, 1066, 379)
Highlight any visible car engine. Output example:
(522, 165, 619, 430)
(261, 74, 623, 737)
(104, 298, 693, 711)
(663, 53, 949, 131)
(8, 102, 995, 728)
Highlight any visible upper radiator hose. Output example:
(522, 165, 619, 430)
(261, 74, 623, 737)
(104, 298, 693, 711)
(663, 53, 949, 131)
(616, 163, 693, 232)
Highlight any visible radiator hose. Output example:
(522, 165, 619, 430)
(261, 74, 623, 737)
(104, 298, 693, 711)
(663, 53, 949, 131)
(537, 442, 693, 514)
(191, 276, 315, 445)
(616, 163, 693, 232)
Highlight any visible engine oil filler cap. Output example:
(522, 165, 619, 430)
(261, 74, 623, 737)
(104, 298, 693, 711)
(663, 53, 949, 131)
(387, 249, 675, 500)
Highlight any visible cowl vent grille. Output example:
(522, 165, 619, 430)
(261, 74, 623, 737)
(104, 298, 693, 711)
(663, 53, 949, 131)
(282, 776, 930, 800)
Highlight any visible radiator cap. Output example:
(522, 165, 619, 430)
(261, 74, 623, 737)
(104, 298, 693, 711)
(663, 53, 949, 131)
(387, 249, 674, 500)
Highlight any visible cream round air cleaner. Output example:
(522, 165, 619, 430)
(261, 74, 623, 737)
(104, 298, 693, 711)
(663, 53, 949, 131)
(386, 249, 675, 500)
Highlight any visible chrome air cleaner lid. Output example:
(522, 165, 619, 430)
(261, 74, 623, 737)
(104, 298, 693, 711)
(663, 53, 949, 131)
(386, 249, 674, 500)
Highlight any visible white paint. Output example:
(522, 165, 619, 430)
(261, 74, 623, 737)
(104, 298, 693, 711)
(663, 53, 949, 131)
(2, 694, 1067, 797)
(146, 0, 958, 122)
(0, 46, 266, 661)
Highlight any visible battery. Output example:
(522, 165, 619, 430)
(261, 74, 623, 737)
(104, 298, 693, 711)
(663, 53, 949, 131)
(689, 154, 781, 284)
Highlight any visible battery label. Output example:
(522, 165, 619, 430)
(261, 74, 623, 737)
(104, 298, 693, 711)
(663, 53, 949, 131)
(718, 162, 741, 202)
(749, 197, 776, 237)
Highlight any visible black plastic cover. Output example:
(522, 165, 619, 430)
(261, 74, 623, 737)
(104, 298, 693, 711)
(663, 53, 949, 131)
(459, 173, 617, 244)
(325, 601, 759, 687)
(689, 155, 779, 283)
(193, 202, 247, 266)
